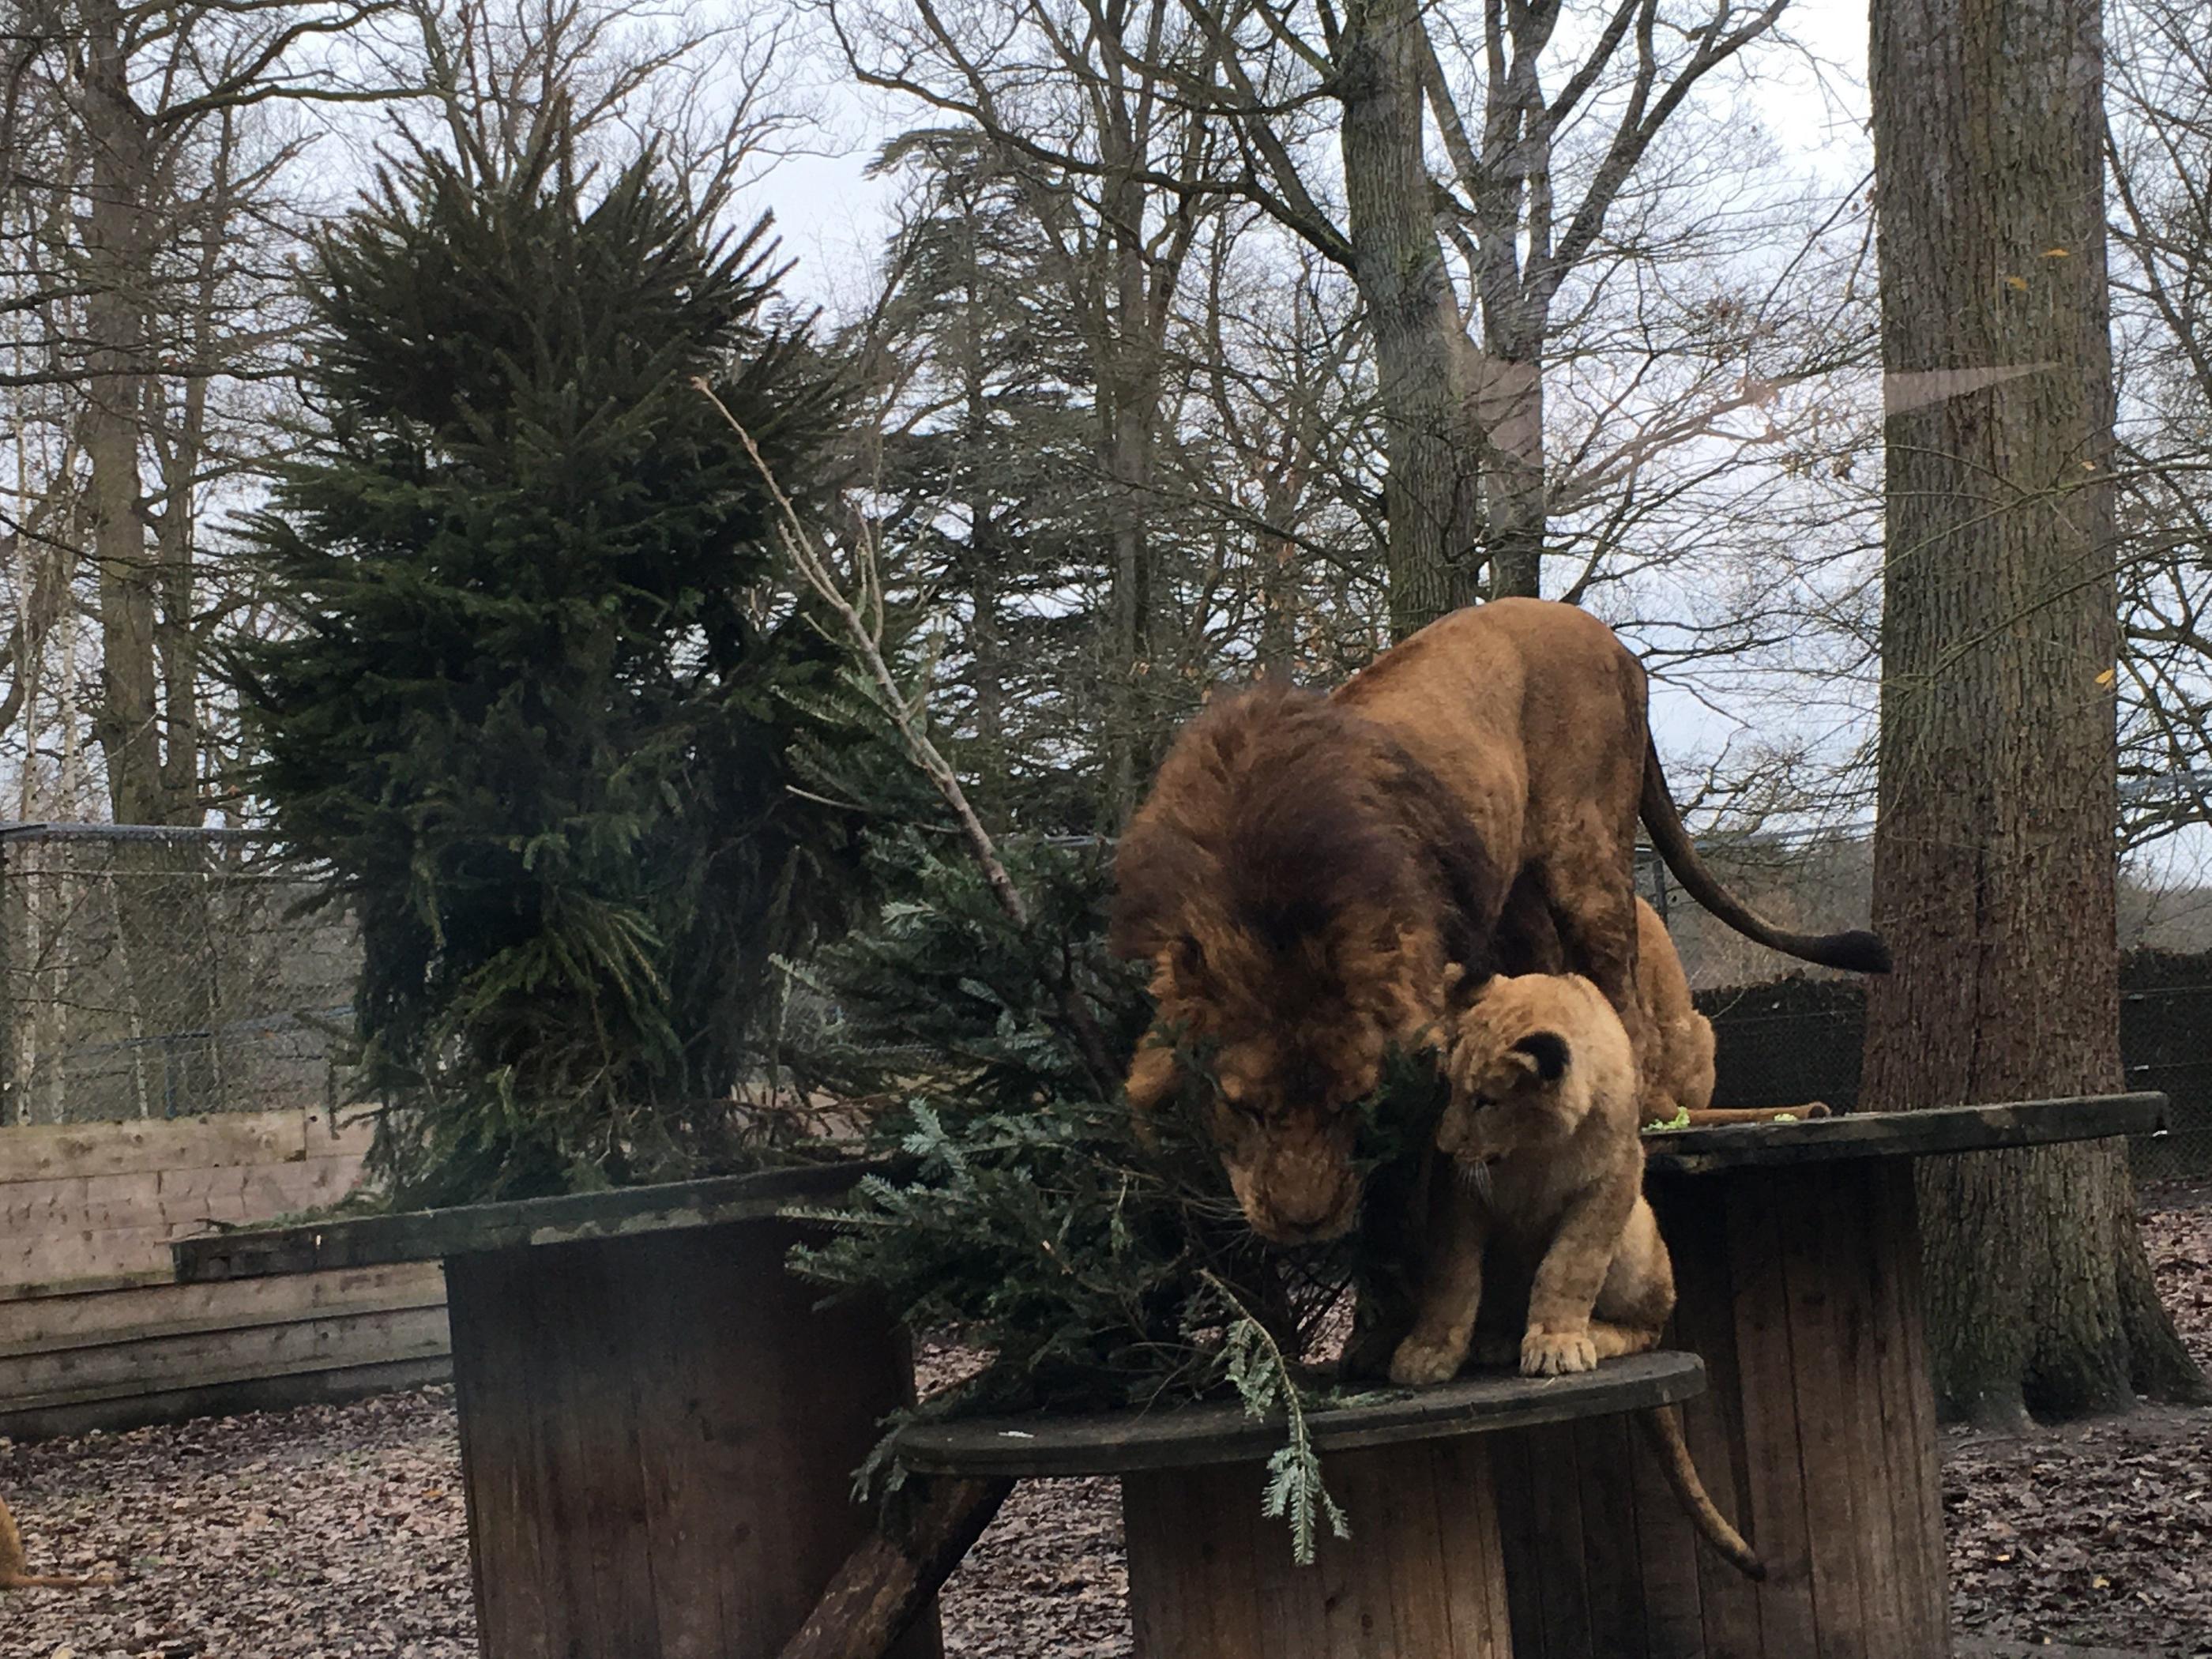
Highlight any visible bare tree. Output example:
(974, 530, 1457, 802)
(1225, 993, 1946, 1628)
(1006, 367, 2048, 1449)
(353, 0, 814, 201)
(0, 0, 393, 824)
(828, 0, 1240, 817)
(2106, 0, 2212, 851)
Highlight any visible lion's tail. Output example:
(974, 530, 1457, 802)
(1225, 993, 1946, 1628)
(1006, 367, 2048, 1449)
(1639, 734, 1891, 975)
(1637, 1406, 1766, 1582)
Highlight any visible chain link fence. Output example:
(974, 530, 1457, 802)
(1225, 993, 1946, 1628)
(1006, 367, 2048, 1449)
(1698, 968, 2212, 1184)
(0, 820, 2203, 1182)
(0, 825, 359, 1126)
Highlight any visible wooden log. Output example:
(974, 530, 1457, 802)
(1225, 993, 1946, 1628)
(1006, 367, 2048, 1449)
(777, 1477, 1011, 1659)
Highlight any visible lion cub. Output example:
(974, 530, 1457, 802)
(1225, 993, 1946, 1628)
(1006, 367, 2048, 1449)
(1389, 969, 1765, 1578)
(1390, 971, 1664, 1383)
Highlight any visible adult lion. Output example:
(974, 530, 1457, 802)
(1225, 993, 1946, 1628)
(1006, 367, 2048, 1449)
(1110, 599, 1883, 1243)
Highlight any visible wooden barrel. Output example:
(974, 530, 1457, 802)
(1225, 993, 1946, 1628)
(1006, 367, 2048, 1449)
(1487, 1094, 2164, 1659)
(898, 1351, 1708, 1659)
(177, 1164, 935, 1659)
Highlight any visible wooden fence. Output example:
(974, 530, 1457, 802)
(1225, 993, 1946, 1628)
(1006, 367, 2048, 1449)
(0, 1108, 450, 1439)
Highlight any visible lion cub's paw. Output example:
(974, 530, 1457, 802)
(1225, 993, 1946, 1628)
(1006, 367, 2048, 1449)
(1389, 1330, 1469, 1387)
(1520, 1325, 1598, 1376)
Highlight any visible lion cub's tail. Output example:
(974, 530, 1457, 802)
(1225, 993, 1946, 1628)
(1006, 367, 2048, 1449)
(1639, 735, 1891, 976)
(1637, 1406, 1767, 1582)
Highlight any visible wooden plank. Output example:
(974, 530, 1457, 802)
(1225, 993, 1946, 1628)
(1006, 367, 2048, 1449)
(1643, 1093, 2163, 1176)
(1871, 1163, 1951, 1653)
(0, 1262, 444, 1354)
(1725, 1174, 1821, 1657)
(450, 1247, 565, 1659)
(1488, 1424, 1552, 1656)
(1524, 1423, 1596, 1659)
(0, 1108, 359, 1184)
(172, 1161, 880, 1280)
(0, 1315, 453, 1416)
(0, 1304, 450, 1405)
(1654, 1176, 1764, 1659)
(1125, 1459, 1254, 1659)
(0, 1155, 367, 1236)
(1627, 1402, 1707, 1659)
(1776, 1167, 1869, 1659)
(0, 1270, 173, 1304)
(1813, 1164, 1908, 1657)
(0, 1354, 450, 1443)
(1121, 1442, 1509, 1659)
(895, 1352, 1706, 1478)
(1574, 1412, 1649, 1659)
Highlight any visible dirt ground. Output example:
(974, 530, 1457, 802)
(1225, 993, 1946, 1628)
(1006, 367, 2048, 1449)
(5, 1186, 2209, 1659)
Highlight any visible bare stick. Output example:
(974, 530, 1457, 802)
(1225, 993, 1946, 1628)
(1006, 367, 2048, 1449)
(694, 380, 1118, 1086)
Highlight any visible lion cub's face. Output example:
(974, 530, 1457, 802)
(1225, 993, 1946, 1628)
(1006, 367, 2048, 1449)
(1435, 972, 1635, 1167)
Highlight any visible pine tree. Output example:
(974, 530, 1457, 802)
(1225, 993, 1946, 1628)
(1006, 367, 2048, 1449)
(229, 120, 865, 1206)
(857, 130, 1115, 833)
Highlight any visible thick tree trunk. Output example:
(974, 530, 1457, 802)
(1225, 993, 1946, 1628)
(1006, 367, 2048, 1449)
(81, 3, 189, 828)
(1864, 0, 2206, 1426)
(1337, 0, 1484, 639)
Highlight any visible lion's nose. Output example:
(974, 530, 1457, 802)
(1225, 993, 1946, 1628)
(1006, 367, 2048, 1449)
(1269, 1186, 1349, 1239)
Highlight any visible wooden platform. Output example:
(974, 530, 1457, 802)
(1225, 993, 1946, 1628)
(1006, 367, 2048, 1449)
(171, 1159, 874, 1279)
(897, 1351, 1704, 1474)
(1641, 1093, 2167, 1175)
(172, 1163, 935, 1659)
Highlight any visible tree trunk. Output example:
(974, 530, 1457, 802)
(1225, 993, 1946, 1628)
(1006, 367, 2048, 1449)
(81, 2, 184, 827)
(1337, 0, 1484, 639)
(1863, 0, 2206, 1426)
(1470, 322, 1545, 600)
(777, 1477, 1009, 1659)
(1256, 467, 1302, 672)
(82, 106, 161, 819)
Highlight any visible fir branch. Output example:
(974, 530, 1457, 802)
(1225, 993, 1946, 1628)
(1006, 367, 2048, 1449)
(1209, 1271, 1349, 1566)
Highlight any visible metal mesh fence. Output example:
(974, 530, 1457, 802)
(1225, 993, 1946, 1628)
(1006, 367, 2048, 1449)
(0, 825, 359, 1125)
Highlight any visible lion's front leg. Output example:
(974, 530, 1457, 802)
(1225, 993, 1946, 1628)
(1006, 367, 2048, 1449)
(1390, 1175, 1491, 1386)
(1521, 1172, 1638, 1376)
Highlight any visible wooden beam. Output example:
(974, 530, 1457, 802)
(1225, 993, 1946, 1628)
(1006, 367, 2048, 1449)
(777, 1476, 1010, 1659)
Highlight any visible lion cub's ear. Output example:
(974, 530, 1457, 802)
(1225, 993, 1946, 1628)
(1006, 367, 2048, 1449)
(1507, 1032, 1569, 1082)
